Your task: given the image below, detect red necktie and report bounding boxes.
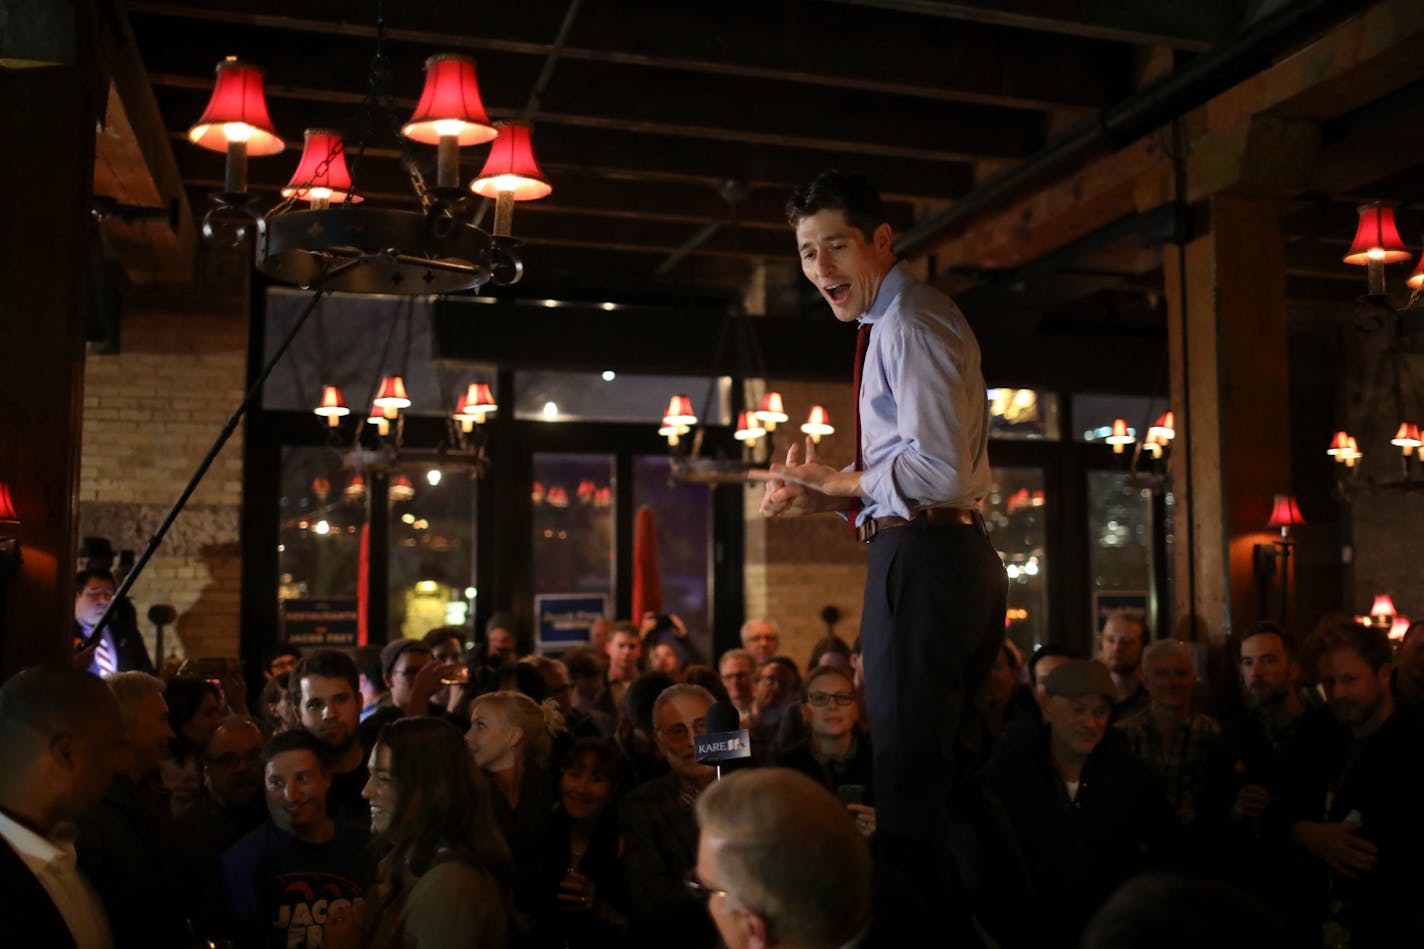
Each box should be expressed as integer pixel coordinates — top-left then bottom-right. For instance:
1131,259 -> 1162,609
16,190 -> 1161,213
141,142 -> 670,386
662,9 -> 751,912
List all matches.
848,323 -> 872,537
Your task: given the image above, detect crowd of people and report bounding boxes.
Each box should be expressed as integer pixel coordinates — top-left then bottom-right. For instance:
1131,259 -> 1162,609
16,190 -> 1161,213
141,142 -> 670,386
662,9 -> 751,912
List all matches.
5,584 -> 1423,948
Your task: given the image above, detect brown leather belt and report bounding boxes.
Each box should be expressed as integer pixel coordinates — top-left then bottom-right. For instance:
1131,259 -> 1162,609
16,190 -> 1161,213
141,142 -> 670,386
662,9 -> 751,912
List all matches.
856,507 -> 980,543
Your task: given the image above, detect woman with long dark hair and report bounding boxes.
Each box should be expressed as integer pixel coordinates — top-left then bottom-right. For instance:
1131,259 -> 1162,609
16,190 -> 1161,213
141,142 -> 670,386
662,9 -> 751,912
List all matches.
358,716 -> 513,947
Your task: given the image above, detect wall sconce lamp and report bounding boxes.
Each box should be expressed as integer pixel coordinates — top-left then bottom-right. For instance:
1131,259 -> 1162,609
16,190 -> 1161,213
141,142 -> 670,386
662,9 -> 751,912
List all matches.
1253,494 -> 1303,625
0,482 -> 20,576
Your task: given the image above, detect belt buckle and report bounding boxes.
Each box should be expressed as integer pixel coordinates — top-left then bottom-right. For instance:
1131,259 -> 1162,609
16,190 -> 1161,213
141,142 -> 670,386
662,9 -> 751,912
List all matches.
856,517 -> 878,544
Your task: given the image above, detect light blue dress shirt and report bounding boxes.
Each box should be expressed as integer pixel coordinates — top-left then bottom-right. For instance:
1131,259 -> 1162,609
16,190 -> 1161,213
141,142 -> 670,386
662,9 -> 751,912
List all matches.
854,262 -> 990,524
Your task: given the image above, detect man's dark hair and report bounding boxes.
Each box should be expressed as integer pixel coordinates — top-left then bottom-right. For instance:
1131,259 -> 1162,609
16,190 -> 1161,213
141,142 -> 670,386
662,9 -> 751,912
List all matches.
762,656 -> 803,692
1302,618 -> 1394,674
493,662 -> 549,702
423,627 -> 465,652
261,728 -> 330,771
263,641 -> 302,673
288,649 -> 360,705
353,645 -> 384,688
1027,645 -> 1074,687
624,672 -> 677,733
74,568 -> 116,595
562,647 -> 606,681
164,676 -> 221,757
1238,620 -> 1294,659
1083,873 -> 1290,949
785,170 -> 887,243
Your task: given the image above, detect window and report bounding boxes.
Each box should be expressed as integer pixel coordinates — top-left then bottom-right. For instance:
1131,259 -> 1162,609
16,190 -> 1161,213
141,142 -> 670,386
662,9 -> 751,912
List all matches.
987,388 -> 1060,441
531,454 -> 616,604
984,467 -> 1048,652
514,370 -> 731,424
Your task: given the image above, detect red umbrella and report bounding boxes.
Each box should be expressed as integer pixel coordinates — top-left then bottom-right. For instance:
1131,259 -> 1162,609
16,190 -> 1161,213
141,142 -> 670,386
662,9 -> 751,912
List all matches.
631,505 -> 663,621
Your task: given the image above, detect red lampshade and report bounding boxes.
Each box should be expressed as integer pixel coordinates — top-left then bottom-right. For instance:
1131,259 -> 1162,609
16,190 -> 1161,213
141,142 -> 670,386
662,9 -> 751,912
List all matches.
373,376 -> 411,410
755,391 -> 789,426
471,123 -> 553,201
1105,417 -> 1134,453
1371,594 -> 1397,618
311,477 -> 331,500
801,405 -> 834,439
453,382 -> 498,430
663,395 -> 697,426
1409,248 -> 1424,290
734,411 -> 766,442
188,58 -> 285,155
1326,430 -> 1352,458
389,474 -> 415,502
313,384 -> 350,427
1390,616 -> 1411,641
1266,494 -> 1304,529
282,129 -> 361,203
1343,203 -> 1410,265
0,482 -> 17,523
1148,411 -> 1175,441
1391,422 -> 1422,454
344,474 -> 366,500
401,54 -> 497,146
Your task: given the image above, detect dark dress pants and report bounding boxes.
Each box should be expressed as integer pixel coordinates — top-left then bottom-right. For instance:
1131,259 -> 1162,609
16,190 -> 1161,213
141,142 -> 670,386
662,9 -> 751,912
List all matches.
860,516 -> 1008,841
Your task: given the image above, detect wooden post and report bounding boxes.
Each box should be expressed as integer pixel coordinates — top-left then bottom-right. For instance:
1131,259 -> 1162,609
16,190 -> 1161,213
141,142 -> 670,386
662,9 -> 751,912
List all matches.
1165,193 -> 1292,643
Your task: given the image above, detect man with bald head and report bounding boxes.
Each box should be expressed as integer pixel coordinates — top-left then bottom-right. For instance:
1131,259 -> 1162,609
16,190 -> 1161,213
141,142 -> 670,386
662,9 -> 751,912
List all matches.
0,665 -> 121,948
694,768 -> 872,949
176,717 -> 270,884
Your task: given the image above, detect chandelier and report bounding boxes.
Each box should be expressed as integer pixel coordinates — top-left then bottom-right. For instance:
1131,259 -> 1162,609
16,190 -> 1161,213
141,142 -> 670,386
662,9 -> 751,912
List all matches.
1325,203 -> 1424,495
189,31 -> 551,295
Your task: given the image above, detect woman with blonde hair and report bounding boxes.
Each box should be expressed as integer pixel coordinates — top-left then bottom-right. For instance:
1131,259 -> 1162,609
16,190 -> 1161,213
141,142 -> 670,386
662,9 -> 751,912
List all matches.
352,716 -> 513,947
466,690 -> 565,942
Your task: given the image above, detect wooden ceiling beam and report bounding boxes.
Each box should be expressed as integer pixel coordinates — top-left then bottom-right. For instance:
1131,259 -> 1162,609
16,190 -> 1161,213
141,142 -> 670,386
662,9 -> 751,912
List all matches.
128,0 -> 1126,112
812,0 -> 1235,51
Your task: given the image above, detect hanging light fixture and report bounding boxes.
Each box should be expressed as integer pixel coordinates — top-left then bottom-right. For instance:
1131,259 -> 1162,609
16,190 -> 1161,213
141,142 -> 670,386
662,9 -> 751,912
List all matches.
389,474 -> 416,502
1148,411 -> 1175,442
734,411 -> 767,444
188,58 -> 285,197
313,385 -> 350,427
282,129 -> 362,210
471,122 -> 553,239
754,392 -> 788,431
1106,418 -> 1135,454
661,395 -> 697,447
400,54 -> 497,191
801,405 -> 834,444
344,474 -> 366,501
453,382 -> 498,431
366,403 -> 392,437
1142,430 -> 1165,459
1343,202 -> 1410,297
1369,594 -> 1397,629
374,376 -> 411,418
190,14 -> 541,295
1389,422 -> 1422,457
1408,245 -> 1424,291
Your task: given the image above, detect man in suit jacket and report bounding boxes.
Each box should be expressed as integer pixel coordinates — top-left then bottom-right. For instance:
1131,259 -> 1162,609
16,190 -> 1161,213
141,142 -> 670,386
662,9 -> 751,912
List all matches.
73,568 -> 153,677
0,664 -> 123,948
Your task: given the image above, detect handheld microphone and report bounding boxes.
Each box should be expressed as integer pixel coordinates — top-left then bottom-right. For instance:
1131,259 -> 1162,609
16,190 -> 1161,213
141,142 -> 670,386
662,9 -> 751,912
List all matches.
696,700 -> 752,777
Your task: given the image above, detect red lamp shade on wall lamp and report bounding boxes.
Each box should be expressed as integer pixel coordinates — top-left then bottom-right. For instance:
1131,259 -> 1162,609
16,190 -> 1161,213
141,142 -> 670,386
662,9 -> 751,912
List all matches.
0,481 -> 20,574
1266,493 -> 1304,539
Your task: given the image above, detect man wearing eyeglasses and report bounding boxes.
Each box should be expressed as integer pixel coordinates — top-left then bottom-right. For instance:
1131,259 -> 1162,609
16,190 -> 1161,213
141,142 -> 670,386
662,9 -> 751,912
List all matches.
620,684 -> 720,949
692,768 -> 873,949
175,717 -> 269,901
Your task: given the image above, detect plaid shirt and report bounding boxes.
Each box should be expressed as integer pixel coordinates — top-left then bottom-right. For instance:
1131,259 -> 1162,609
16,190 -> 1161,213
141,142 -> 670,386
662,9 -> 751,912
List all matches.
1117,710 -> 1220,813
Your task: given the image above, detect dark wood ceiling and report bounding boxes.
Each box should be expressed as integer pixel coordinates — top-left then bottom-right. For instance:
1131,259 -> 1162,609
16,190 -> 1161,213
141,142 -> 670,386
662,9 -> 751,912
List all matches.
105,0 -> 1424,349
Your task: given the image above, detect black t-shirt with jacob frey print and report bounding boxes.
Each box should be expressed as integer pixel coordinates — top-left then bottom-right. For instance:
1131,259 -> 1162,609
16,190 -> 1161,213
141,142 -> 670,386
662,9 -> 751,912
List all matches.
216,817 -> 374,949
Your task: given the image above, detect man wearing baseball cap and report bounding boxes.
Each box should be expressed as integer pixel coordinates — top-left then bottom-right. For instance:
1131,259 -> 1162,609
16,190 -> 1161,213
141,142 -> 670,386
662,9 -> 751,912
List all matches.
987,660 -> 1178,948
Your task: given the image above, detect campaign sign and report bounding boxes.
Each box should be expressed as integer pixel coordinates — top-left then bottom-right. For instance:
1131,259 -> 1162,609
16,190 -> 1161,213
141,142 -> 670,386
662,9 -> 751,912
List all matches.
535,592 -> 610,653
282,598 -> 359,647
694,729 -> 752,763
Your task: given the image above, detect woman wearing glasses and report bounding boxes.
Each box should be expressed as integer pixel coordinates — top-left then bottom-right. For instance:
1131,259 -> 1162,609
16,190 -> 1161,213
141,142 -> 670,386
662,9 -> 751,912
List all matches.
775,665 -> 877,836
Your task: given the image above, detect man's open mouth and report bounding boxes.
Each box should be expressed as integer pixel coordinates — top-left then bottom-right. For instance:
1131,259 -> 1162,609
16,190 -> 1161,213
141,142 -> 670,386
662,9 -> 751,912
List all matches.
824,284 -> 851,304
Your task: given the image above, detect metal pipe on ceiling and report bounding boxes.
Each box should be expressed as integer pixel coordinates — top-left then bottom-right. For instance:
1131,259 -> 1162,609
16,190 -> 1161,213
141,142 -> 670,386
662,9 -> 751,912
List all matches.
894,0 -> 1359,260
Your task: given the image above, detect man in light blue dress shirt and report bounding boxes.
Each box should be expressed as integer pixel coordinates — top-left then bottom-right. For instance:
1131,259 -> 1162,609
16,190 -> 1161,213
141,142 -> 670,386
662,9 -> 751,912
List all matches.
756,172 -> 1007,922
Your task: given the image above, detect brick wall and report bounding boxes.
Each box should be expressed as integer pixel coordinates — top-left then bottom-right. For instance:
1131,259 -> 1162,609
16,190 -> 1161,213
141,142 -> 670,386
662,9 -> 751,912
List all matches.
742,378 -> 867,669
78,278 -> 247,665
